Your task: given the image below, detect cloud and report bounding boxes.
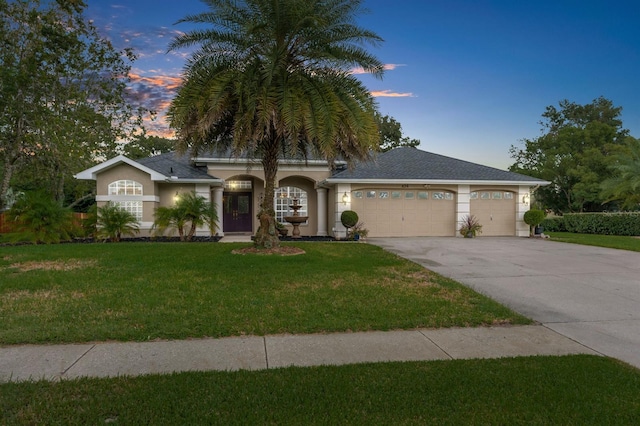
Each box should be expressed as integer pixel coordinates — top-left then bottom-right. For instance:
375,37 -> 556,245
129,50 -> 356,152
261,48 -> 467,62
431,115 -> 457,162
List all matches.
351,63 -> 406,75
371,90 -> 415,98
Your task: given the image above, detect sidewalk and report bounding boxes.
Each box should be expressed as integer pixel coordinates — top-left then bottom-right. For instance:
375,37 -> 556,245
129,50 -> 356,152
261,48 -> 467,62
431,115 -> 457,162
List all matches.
0,325 -> 597,383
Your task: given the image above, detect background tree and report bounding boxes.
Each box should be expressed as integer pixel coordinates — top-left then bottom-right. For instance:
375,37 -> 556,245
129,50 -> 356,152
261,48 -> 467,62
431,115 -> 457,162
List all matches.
121,135 -> 176,160
0,0 -> 146,210
600,136 -> 640,210
509,97 -> 628,213
376,113 -> 420,152
169,0 -> 384,249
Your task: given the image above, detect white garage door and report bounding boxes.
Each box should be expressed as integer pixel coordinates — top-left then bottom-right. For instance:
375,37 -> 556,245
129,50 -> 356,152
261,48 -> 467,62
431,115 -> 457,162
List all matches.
470,191 -> 516,236
351,189 -> 456,237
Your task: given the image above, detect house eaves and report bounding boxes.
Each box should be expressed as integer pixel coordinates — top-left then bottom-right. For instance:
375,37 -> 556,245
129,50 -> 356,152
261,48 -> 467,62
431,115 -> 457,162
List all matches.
324,178 -> 550,186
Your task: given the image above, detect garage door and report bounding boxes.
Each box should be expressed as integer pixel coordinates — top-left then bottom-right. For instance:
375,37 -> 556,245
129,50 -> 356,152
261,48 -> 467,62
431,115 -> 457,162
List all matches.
351,189 -> 456,237
470,191 -> 516,236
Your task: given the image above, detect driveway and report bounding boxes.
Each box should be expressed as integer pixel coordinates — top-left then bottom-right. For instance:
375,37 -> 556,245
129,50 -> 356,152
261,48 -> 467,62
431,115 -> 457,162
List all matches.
370,237 -> 640,369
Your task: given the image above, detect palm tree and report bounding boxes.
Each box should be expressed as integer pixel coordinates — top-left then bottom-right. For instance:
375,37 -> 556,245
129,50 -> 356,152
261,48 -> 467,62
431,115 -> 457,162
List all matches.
601,136 -> 640,210
97,202 -> 140,242
168,0 -> 384,248
152,191 -> 218,241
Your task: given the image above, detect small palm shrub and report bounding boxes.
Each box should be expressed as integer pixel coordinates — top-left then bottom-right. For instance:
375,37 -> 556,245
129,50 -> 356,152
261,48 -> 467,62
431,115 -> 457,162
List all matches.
459,214 -> 482,238
97,202 -> 140,242
8,191 -> 75,244
152,191 -> 218,241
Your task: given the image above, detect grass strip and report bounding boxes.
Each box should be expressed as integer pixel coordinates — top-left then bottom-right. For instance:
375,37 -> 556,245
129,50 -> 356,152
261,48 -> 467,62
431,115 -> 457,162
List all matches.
547,232 -> 640,252
0,242 -> 529,345
2,355 -> 639,424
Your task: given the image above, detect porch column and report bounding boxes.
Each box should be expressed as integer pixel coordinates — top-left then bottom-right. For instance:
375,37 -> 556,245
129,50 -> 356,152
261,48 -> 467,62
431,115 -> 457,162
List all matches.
456,185 -> 471,238
195,184 -> 212,236
316,187 -> 328,236
213,186 -> 224,237
333,184 -> 351,239
516,185 -> 531,237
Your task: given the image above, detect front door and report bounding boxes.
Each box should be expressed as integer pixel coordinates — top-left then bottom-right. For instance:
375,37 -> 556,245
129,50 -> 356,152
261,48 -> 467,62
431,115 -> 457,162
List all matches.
223,192 -> 252,233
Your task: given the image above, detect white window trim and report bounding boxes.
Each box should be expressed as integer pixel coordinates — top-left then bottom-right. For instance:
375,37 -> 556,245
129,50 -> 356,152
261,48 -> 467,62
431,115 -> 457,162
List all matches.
97,195 -> 160,202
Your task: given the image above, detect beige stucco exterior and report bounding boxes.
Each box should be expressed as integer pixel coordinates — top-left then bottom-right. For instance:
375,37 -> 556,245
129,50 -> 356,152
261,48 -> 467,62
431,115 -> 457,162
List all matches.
76,152 -> 542,240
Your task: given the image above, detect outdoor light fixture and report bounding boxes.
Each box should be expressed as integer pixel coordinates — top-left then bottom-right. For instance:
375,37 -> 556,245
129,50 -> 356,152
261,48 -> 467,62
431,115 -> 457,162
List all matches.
173,191 -> 180,203
522,193 -> 530,205
342,192 -> 349,205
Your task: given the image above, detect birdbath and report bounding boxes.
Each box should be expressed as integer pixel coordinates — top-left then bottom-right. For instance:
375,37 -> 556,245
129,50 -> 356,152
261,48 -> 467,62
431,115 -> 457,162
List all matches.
283,198 -> 308,239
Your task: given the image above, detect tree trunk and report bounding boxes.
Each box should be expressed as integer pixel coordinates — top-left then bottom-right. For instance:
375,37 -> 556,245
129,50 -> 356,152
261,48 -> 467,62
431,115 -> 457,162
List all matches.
0,155 -> 15,211
253,138 -> 280,249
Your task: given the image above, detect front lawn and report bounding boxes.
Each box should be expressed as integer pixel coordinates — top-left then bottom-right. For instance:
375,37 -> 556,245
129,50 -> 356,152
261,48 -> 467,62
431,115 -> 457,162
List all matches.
2,355 -> 639,424
0,242 -> 530,345
547,232 -> 640,252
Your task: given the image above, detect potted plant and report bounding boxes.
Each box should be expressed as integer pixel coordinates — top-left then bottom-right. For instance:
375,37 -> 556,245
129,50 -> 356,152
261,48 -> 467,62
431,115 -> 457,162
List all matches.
275,221 -> 289,237
349,221 -> 369,241
340,210 -> 359,238
523,209 -> 546,237
459,214 -> 482,238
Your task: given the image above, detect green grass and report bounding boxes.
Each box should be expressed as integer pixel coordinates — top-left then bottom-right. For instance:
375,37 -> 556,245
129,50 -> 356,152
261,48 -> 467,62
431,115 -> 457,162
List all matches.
0,242 -> 530,345
547,232 -> 640,252
2,355 -> 639,424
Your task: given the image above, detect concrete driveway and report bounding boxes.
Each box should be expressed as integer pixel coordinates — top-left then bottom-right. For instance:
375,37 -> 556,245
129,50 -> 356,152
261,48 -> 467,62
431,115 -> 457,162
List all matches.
370,237 -> 640,369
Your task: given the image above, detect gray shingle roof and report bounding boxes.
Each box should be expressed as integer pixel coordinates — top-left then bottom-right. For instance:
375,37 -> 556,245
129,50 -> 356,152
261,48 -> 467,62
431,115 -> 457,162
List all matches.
136,152 -> 218,180
329,147 -> 546,183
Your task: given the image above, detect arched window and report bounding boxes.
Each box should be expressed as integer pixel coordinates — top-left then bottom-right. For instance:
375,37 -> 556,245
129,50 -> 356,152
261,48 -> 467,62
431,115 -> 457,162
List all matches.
275,187 -> 307,223
108,180 -> 143,196
107,180 -> 143,221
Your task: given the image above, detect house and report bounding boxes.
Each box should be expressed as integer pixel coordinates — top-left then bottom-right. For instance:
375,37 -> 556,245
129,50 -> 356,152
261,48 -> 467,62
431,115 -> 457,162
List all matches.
74,147 -> 548,238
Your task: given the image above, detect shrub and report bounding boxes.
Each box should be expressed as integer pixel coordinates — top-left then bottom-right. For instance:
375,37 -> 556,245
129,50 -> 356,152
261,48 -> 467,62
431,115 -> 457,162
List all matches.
8,191 -> 75,244
97,202 -> 140,242
540,216 -> 566,232
340,210 -> 359,229
563,213 -> 640,236
524,209 -> 546,236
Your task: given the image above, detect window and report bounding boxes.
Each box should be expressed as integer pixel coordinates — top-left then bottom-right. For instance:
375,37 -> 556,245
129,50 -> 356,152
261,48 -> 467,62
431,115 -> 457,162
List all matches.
225,180 -> 252,191
354,191 -> 364,199
391,191 -> 401,199
492,192 -> 502,199
417,191 -> 428,199
108,180 -> 142,196
113,201 -> 143,221
504,192 -> 513,200
444,192 -> 454,200
405,192 -> 414,199
379,191 -> 389,199
480,192 -> 491,199
275,187 -> 307,223
366,191 -> 376,198
432,192 -> 444,200
470,192 -> 478,200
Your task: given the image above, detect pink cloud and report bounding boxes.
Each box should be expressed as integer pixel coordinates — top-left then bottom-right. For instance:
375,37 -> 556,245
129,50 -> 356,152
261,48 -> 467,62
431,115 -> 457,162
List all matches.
371,90 -> 415,98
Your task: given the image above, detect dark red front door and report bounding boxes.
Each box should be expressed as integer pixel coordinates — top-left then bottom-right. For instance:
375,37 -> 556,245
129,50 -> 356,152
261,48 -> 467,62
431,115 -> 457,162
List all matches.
223,192 -> 252,232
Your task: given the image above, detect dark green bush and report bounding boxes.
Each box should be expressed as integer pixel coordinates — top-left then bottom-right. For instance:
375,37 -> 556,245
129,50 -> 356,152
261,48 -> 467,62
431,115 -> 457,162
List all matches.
562,213 -> 640,236
523,209 -> 546,227
540,217 -> 566,232
340,210 -> 359,228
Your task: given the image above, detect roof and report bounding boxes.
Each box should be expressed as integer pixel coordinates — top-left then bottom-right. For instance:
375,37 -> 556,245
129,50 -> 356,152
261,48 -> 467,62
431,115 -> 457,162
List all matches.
136,152 -> 219,182
327,147 -> 548,185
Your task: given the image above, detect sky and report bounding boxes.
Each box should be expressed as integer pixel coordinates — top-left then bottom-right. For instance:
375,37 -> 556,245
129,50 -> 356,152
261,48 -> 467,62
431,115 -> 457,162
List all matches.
84,0 -> 640,170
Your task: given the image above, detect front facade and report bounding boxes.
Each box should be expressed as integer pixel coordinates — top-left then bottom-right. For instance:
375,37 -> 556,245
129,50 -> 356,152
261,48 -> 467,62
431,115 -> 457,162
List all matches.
75,147 -> 548,238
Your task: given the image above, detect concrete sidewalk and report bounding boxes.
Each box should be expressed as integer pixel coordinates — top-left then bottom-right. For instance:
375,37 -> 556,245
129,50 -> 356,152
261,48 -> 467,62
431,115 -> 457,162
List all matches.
0,325 -> 597,383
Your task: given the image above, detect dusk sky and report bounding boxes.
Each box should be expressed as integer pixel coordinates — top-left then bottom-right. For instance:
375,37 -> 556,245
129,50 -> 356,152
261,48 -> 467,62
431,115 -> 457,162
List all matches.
85,0 -> 640,169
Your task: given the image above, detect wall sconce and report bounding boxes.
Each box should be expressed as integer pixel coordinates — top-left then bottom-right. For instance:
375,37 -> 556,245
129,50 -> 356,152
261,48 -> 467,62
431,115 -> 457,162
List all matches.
342,192 -> 349,205
522,193 -> 530,205
173,191 -> 180,203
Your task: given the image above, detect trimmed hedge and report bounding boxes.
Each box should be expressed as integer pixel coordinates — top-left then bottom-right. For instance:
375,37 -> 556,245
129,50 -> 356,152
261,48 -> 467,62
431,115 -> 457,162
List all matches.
543,213 -> 640,236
